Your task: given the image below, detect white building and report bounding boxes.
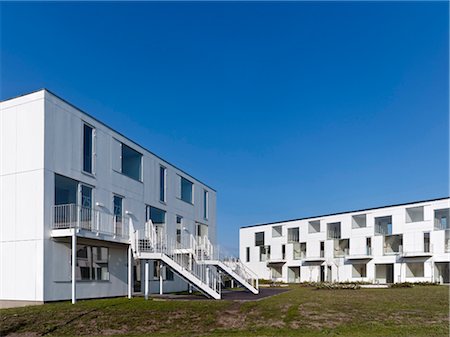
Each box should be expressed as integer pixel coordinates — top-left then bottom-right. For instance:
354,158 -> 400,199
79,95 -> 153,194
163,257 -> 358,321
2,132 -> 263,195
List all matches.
240,198 -> 450,284
0,89 -> 257,306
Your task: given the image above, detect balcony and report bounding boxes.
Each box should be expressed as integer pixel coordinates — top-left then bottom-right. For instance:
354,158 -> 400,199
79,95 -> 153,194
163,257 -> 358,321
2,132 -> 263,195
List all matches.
327,222 -> 341,239
346,247 -> 373,260
383,234 -> 403,255
51,204 -> 130,243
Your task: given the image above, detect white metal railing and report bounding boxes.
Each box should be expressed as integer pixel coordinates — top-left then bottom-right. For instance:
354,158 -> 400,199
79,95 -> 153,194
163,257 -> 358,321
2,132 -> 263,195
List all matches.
384,244 -> 403,255
135,226 -> 221,296
222,257 -> 259,290
52,204 -> 129,239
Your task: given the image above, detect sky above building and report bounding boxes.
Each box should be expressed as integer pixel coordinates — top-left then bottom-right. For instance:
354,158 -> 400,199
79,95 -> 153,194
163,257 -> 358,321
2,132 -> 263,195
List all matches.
1,2 -> 448,254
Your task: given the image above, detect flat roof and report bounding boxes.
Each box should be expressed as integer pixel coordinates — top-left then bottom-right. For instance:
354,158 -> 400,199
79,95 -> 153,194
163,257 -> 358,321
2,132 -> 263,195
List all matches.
241,197 -> 450,229
1,88 -> 216,191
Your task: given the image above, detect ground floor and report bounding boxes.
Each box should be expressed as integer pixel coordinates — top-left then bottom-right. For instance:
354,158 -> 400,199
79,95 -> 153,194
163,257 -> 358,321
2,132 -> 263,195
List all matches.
262,259 -> 450,284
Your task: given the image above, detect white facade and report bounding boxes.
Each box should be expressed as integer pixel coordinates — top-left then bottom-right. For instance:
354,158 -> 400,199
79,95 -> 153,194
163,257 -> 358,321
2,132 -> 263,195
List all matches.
240,198 -> 450,284
0,89 -> 218,303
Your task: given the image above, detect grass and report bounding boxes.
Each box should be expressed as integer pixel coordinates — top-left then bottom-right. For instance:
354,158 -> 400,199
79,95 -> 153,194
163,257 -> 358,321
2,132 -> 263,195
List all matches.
1,285 -> 448,337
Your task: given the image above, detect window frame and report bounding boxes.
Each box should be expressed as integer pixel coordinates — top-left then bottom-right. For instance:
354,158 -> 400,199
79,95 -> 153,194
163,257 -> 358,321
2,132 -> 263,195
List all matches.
82,123 -> 95,175
120,143 -> 143,182
179,176 -> 194,204
159,166 -> 167,203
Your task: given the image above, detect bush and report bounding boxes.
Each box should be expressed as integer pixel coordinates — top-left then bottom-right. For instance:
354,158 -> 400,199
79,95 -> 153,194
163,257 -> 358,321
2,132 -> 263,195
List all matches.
390,282 -> 414,288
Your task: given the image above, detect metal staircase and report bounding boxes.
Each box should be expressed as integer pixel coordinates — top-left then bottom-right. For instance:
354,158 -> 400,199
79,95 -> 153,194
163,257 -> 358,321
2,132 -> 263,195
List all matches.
132,221 -> 221,299
129,220 -> 259,299
196,236 -> 259,294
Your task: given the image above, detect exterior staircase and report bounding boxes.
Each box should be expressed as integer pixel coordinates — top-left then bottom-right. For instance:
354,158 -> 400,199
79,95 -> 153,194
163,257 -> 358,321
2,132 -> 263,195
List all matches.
131,221 -> 221,299
129,220 -> 258,299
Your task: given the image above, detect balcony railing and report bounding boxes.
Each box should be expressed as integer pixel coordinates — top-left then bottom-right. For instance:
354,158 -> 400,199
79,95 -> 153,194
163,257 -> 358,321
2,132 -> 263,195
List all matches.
52,204 -> 129,239
334,248 -> 349,258
435,220 -> 449,230
384,244 -> 403,255
327,230 -> 341,240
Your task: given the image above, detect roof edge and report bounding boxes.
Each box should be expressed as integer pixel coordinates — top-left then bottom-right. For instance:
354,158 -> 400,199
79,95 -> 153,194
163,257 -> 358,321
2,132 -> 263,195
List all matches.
240,197 -> 450,229
1,88 -> 217,192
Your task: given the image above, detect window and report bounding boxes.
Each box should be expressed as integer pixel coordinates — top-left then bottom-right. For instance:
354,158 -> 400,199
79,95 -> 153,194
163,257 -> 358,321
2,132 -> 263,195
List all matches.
159,166 -> 166,202
308,220 -> 320,233
196,222 -> 208,239
384,234 -> 402,254
293,243 -> 302,260
272,225 -> 282,237
246,247 -> 250,262
83,124 -> 94,173
375,216 -> 392,236
80,185 -> 93,230
424,232 -> 430,253
334,239 -> 349,257
176,216 -> 182,244
255,232 -> 265,246
445,230 -> 450,252
166,268 -> 174,281
287,228 -> 299,242
146,206 -> 166,225
153,261 -> 160,279
352,214 -> 367,228
327,222 -> 341,239
282,244 -> 286,259
74,245 -> 109,281
121,144 -> 142,181
406,262 -> 424,278
180,176 -> 193,203
435,208 -> 450,230
366,237 -> 372,255
352,264 -> 367,278
259,245 -> 270,262
271,266 -> 282,279
406,206 -> 424,223
320,241 -> 325,257
113,195 -> 123,217
203,190 -> 208,219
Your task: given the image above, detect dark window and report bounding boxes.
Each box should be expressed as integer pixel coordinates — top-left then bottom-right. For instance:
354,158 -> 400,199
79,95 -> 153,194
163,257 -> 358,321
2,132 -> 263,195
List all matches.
246,247 -> 250,262
113,196 -> 123,217
203,190 -> 208,219
180,176 -> 193,203
166,268 -> 174,281
146,206 -> 166,225
282,244 -> 286,259
83,124 -> 93,173
121,144 -> 142,181
255,232 -> 265,246
159,166 -> 166,202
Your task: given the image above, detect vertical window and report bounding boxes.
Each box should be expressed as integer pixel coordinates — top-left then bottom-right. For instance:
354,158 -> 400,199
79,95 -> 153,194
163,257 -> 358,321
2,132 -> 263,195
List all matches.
287,228 -> 299,242
282,244 -> 286,259
83,124 -> 94,173
166,268 -> 174,281
113,195 -> 123,218
121,144 -> 142,181
320,241 -> 325,257
203,190 -> 208,219
176,216 -> 182,244
159,166 -> 166,202
246,247 -> 250,262
366,237 -> 372,255
424,232 -> 430,253
255,232 -> 265,246
180,176 -> 193,203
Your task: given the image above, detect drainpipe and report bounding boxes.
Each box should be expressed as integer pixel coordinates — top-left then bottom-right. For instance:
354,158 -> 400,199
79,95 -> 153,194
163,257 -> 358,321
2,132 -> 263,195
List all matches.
128,245 -> 132,299
71,231 -> 77,304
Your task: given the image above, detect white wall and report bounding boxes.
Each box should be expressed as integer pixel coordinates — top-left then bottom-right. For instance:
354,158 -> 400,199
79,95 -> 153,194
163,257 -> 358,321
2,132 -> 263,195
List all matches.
240,198 -> 450,284
0,91 -> 46,301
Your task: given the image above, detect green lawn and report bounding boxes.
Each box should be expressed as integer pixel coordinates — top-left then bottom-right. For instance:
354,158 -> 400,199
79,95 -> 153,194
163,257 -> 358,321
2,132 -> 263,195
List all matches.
1,285 -> 448,337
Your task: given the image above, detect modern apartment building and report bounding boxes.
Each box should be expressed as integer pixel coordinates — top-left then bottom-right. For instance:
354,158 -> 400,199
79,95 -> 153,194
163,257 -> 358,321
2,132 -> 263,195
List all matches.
0,89 -> 258,305
240,198 -> 450,284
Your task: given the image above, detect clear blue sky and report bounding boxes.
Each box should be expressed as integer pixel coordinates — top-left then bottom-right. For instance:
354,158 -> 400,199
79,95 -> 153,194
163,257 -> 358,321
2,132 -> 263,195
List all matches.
1,2 -> 448,255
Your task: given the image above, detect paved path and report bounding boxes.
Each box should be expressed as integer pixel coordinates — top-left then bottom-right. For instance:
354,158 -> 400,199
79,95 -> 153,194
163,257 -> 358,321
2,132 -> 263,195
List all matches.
152,287 -> 289,301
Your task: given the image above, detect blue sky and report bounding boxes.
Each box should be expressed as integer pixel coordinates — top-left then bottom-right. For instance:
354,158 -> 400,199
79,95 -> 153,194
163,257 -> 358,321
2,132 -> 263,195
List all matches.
1,2 -> 448,254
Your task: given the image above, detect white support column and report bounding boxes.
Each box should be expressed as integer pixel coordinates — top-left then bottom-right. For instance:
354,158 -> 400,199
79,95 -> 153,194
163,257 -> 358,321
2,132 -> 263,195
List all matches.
159,264 -> 163,295
71,231 -> 77,304
144,260 -> 149,300
128,245 -> 132,299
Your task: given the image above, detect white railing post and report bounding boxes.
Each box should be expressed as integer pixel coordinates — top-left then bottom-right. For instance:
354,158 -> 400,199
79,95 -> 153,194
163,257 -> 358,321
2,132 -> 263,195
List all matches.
71,230 -> 77,304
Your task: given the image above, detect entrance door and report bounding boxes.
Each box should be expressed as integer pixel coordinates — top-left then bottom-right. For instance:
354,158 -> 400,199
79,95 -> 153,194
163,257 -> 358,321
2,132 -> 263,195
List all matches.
327,266 -> 332,282
435,262 -> 450,284
79,184 -> 93,230
386,264 -> 394,283
320,266 -> 325,282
